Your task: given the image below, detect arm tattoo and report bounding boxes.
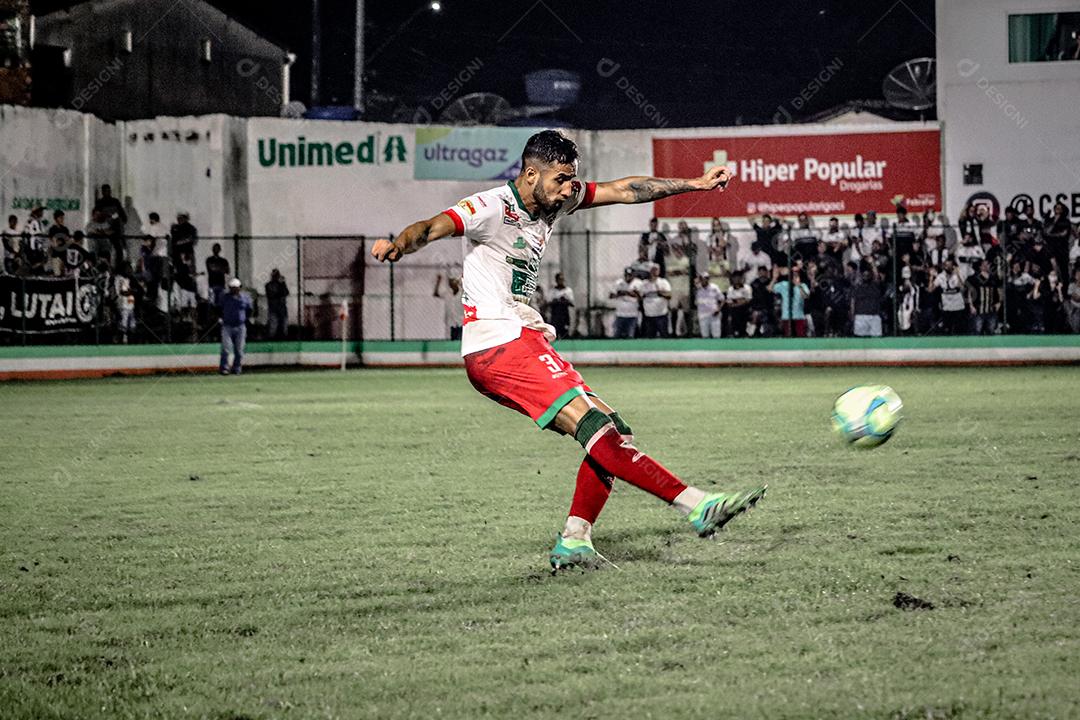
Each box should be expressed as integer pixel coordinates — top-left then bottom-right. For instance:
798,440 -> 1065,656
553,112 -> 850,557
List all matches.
412,224 -> 431,250
626,178 -> 696,203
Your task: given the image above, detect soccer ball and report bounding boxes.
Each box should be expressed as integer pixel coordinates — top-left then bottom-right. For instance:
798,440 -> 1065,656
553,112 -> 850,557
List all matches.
831,385 -> 903,448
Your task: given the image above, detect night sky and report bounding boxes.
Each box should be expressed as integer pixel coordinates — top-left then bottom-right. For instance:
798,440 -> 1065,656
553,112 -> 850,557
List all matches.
33,0 -> 937,127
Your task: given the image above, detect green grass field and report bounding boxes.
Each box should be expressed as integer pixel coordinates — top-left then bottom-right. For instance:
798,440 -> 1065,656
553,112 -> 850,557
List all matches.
1,366 -> 1078,719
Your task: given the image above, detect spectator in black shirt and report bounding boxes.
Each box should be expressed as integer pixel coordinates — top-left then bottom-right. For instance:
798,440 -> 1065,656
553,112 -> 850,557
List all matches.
265,268 -> 290,339
205,243 -> 230,306
47,210 -> 70,243
748,264 -> 775,336
1025,236 -> 1054,277
819,266 -> 851,337
966,260 -> 1001,335
851,269 -> 884,337
94,185 -> 128,267
999,207 -> 1023,250
639,217 -> 668,277
753,214 -> 783,263
171,212 -> 198,267
1043,202 -> 1072,280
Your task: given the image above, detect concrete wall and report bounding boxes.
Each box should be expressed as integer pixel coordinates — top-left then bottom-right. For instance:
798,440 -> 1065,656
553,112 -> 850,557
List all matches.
937,0 -> 1080,220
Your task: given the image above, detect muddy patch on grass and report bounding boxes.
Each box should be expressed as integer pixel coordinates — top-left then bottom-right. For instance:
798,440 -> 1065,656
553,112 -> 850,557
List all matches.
893,591 -> 935,611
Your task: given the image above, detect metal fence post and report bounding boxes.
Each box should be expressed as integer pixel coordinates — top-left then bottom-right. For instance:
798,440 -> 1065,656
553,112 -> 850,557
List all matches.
584,229 -> 591,337
20,276 -> 26,346
296,235 -> 303,340
388,233 -> 395,342
892,222 -> 899,336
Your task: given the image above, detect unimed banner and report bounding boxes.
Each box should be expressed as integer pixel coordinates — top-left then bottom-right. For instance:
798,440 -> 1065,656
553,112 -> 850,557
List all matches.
653,129 -> 941,218
0,275 -> 100,334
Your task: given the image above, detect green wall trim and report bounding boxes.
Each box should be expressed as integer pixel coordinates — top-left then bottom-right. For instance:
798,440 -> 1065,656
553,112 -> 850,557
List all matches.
1,335 -> 1078,360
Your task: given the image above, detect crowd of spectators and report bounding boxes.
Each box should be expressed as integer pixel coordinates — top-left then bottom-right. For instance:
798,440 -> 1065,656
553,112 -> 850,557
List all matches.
596,203 -> 1080,338
1,185 -> 290,343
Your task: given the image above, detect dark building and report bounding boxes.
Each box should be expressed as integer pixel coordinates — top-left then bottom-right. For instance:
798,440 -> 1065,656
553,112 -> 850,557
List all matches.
36,0 -> 293,119
0,0 -> 31,105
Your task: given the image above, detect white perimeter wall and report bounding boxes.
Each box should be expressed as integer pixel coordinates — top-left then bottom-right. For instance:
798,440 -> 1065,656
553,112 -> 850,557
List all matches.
937,0 -> 1080,220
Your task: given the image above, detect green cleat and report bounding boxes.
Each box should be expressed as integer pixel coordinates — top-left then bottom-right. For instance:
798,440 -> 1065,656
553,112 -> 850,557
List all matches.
549,534 -> 599,571
688,485 -> 767,538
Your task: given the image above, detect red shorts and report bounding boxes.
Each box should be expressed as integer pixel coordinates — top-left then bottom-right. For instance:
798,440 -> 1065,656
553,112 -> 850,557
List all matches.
464,328 -> 590,428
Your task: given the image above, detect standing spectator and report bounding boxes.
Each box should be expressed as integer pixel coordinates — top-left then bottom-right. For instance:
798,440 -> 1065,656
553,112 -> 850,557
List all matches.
955,233 -> 985,281
966,260 -> 1001,335
141,212 -> 168,301
546,272 -> 575,339
94,184 -> 127,231
639,217 -> 668,277
934,259 -> 966,334
265,268 -> 291,339
84,208 -> 115,265
709,217 -> 738,275
1005,260 -> 1035,333
1066,268 -> 1080,333
1043,269 -> 1066,333
114,263 -> 138,343
629,246 -> 654,280
956,204 -> 977,242
861,211 -> 884,257
748,264 -> 775,336
1024,236 -> 1054,277
171,212 -> 198,267
819,266 -> 851,336
47,233 -> 68,276
667,228 -> 693,335
23,206 -> 48,268
893,205 -> 918,258
770,265 -> 810,337
609,267 -> 641,339
724,270 -> 752,338
823,217 -> 846,265
897,269 -> 922,335
753,213 -> 783,263
851,269 -> 884,337
791,213 -> 820,262
94,184 -> 127,266
999,206 -> 1024,251
929,235 -> 949,270
1043,201 -> 1072,279
2,214 -> 21,272
205,243 -> 230,307
694,272 -> 724,338
47,210 -> 70,245
742,241 -> 773,277
218,278 -> 252,375
638,264 -> 671,338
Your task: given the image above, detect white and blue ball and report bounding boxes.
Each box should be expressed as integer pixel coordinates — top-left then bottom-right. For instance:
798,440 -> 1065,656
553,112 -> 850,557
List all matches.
832,385 -> 903,448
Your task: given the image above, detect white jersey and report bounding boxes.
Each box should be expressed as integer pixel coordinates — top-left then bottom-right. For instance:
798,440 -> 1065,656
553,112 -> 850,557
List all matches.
444,180 -> 594,355
695,283 -> 723,316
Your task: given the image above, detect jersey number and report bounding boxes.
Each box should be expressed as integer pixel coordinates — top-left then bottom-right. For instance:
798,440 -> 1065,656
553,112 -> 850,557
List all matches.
537,354 -> 562,373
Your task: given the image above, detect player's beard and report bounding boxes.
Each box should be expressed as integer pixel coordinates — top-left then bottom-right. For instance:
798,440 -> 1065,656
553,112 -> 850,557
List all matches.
532,184 -> 563,216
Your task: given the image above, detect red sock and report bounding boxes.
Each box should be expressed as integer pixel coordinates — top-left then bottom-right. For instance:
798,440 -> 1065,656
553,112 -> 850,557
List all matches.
568,456 -> 613,524
586,426 -> 687,503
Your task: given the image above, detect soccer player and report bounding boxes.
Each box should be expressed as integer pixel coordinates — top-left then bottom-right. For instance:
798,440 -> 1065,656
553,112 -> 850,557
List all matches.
372,131 -> 766,570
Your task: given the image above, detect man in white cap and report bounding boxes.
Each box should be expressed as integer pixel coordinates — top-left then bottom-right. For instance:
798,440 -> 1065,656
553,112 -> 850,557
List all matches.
218,277 -> 252,375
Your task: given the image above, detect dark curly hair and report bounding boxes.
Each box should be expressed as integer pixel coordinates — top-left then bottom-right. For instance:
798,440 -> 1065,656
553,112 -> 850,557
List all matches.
521,129 -> 578,168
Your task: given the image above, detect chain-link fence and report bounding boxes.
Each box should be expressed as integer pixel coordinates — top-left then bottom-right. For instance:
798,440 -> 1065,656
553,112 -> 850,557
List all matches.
1,225 -> 1078,345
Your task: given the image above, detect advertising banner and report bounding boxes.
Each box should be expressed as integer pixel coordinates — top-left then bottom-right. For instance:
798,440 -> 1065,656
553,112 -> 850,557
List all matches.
413,127 -> 537,181
0,275 -> 101,334
652,129 -> 941,218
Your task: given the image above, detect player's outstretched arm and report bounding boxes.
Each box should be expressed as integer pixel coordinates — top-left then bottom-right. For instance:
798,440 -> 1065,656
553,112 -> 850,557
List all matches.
588,166 -> 732,208
371,211 -> 457,263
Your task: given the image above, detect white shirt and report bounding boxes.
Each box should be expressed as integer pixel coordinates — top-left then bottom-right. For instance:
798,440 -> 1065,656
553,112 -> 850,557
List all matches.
695,283 -> 723,315
444,180 -> 592,355
611,278 -> 641,317
823,230 -> 846,246
856,225 -> 882,257
638,277 -> 672,317
743,249 -> 772,275
726,284 -> 752,304
935,271 -> 966,311
548,286 -> 575,306
143,221 -> 169,256
954,244 -> 985,280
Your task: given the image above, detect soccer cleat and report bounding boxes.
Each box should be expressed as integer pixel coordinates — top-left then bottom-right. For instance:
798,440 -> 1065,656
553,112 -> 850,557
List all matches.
688,485 -> 767,538
549,534 -> 598,571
